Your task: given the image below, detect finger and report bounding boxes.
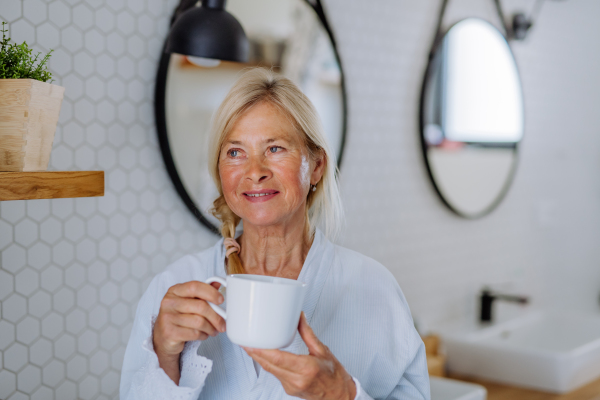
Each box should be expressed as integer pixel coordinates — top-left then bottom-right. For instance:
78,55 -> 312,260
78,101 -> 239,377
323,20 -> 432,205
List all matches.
298,311 -> 326,357
173,298 -> 226,332
170,281 -> 224,305
164,324 -> 209,343
172,313 -> 220,337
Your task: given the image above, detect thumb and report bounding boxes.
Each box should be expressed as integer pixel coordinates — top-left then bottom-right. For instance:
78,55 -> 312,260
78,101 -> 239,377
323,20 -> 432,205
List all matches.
298,311 -> 326,357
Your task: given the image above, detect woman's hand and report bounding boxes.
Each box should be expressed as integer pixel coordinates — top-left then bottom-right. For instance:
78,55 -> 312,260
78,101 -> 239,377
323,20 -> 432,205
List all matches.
153,281 -> 226,383
242,312 -> 357,400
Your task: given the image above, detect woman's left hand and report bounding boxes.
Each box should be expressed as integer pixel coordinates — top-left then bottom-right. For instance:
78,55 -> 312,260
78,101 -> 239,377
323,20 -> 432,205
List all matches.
242,311 -> 357,400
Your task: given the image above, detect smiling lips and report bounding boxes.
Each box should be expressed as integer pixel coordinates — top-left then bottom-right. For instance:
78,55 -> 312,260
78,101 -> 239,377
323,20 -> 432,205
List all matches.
243,189 -> 279,202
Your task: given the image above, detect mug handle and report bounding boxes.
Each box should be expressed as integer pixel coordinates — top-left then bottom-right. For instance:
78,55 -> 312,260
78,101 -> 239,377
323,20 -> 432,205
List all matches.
205,276 -> 227,320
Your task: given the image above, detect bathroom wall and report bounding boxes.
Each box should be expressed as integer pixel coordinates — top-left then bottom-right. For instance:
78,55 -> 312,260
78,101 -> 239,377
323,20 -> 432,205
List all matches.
1,0 -> 599,399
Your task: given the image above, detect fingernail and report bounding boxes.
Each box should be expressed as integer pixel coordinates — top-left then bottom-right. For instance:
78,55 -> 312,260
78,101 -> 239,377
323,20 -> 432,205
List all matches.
218,295 -> 224,304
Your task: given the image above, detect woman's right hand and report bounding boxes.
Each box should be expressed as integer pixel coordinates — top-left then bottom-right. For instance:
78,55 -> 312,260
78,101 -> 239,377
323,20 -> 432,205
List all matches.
153,280 -> 226,359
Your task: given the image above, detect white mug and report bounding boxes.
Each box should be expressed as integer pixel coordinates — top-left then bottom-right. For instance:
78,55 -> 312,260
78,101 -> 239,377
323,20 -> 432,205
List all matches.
205,274 -> 307,349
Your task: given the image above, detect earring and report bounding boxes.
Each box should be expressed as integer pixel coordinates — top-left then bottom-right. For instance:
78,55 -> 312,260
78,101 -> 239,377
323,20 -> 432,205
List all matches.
311,184 -> 317,192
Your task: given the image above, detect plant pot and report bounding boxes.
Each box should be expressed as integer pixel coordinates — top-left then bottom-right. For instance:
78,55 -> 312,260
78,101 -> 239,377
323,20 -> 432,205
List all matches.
0,79 -> 65,171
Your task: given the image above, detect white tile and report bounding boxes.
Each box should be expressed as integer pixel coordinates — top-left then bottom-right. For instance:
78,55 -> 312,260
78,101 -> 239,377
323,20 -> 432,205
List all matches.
73,51 -> 94,78
87,215 -> 107,240
95,7 -> 115,33
36,22 -> 60,51
106,77 -> 125,102
109,302 -> 129,327
16,365 -> 41,394
100,370 -> 119,396
50,144 -> 73,170
117,11 -> 135,35
65,308 -> 86,335
74,98 -> 95,124
99,282 -> 118,306
0,270 -> 14,301
108,169 -> 127,193
85,76 -> 106,101
62,74 -> 84,101
75,197 -> 96,219
53,287 -> 75,313
76,284 -> 98,311
126,0 -> 145,14
141,233 -> 157,256
88,305 -> 108,330
28,239 -> 51,271
10,18 -> 35,44
138,102 -> 154,126
85,122 -> 107,147
130,212 -> 147,235
0,370 -> 16,400
129,168 -> 147,192
65,263 -> 86,289
139,189 -> 157,211
97,147 -> 117,170
120,235 -> 138,259
28,291 -> 51,318
76,239 -> 97,264
84,29 -> 105,55
66,354 -> 87,380
109,258 -> 128,281
0,219 -> 13,250
64,216 -> 85,242
119,192 -> 137,214
51,198 -> 74,221
106,32 -> 125,57
137,14 -> 155,38
55,380 -> 76,400
96,100 -> 116,124
88,260 -> 107,285
137,57 -> 155,83
14,218 -> 38,247
79,375 -> 100,400
89,350 -> 109,376
127,35 -> 145,59
96,54 -> 115,79
4,342 -> 28,372
50,48 -> 73,76
61,26 -> 83,52
53,333 -> 75,361
1,0 -> 22,22
31,386 -> 53,400
15,268 -> 39,297
99,326 -> 118,351
16,316 -> 40,345
127,79 -> 145,103
23,0 -> 47,25
39,218 -> 62,245
98,237 -> 118,262
117,101 -> 136,125
77,329 -> 98,356
42,360 -> 65,386
120,279 -> 139,302
72,4 -> 93,31
58,98 -> 73,124
26,200 -> 50,222
107,124 -> 126,147
1,244 -> 27,274
117,56 -> 135,79
2,293 -> 26,324
108,213 -> 128,238
1,201 -> 26,224
0,319 -> 16,349
48,2 -> 71,28
107,0 -> 125,12
118,146 -> 137,170
160,231 -> 175,253
52,240 -> 74,267
29,338 -> 52,367
40,265 -> 63,293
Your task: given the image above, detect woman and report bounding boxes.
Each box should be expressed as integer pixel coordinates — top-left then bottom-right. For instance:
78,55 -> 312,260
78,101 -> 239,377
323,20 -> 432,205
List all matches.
120,68 -> 430,400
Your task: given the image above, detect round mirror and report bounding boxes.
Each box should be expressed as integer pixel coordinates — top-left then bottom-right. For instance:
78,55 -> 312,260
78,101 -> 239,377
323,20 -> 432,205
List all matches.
420,18 -> 523,218
155,0 -> 347,233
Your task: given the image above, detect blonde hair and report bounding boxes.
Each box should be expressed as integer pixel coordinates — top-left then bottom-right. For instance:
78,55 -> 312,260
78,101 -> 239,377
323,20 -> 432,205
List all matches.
208,68 -> 344,274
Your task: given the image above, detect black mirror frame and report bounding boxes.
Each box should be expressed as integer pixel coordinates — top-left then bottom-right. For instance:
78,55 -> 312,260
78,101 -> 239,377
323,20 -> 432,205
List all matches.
418,13 -> 524,219
154,0 -> 348,235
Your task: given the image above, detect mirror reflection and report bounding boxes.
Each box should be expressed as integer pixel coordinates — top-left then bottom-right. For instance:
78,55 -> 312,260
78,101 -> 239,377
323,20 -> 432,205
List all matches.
164,0 -> 345,231
421,18 -> 523,217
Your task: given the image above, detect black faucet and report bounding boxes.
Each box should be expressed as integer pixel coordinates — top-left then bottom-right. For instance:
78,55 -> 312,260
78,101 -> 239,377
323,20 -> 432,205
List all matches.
480,289 -> 529,323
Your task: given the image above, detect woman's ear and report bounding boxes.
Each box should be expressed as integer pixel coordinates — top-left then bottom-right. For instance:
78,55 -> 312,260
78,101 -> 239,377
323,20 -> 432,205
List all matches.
311,149 -> 327,185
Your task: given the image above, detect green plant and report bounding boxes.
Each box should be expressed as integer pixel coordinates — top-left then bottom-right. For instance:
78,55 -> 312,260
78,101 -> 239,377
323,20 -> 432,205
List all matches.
0,21 -> 54,82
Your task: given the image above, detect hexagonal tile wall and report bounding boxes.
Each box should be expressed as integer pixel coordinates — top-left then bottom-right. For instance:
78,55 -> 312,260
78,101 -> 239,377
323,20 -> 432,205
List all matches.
0,0 -> 219,398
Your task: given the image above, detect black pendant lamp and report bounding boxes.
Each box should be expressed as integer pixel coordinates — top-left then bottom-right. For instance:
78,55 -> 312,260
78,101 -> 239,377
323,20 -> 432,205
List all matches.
166,0 -> 249,64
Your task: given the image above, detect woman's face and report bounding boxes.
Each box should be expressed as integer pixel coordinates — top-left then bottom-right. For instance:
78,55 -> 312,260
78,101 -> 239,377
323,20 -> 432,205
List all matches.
218,101 -> 325,230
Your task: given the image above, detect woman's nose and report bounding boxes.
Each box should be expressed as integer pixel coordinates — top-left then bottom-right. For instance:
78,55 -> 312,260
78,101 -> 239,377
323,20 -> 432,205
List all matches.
245,155 -> 272,183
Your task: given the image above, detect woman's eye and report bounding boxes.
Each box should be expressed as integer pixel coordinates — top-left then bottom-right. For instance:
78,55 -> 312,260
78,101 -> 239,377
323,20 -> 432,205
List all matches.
269,146 -> 282,153
228,149 -> 239,157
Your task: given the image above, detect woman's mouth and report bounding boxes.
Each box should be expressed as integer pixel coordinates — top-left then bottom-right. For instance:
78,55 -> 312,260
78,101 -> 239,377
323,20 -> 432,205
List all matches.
243,190 -> 279,202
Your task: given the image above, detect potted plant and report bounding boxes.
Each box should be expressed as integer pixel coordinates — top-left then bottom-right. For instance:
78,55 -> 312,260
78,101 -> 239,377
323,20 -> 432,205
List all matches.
0,21 -> 65,172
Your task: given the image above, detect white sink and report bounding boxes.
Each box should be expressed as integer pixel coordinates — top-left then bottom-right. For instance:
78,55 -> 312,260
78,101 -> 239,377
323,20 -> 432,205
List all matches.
440,310 -> 600,393
430,376 -> 487,400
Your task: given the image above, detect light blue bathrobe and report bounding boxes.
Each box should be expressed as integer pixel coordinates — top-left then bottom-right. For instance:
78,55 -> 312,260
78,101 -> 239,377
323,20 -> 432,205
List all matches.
120,229 -> 430,400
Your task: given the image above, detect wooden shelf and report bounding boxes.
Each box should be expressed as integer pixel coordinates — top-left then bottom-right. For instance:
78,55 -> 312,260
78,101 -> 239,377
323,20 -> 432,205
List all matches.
0,171 -> 104,201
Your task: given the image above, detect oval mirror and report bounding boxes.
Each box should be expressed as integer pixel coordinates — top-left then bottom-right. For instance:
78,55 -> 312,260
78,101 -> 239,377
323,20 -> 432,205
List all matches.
420,18 -> 523,218
156,0 -> 347,234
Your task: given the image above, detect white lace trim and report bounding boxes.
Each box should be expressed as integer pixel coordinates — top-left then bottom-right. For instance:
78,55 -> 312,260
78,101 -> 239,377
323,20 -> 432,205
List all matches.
134,314 -> 213,400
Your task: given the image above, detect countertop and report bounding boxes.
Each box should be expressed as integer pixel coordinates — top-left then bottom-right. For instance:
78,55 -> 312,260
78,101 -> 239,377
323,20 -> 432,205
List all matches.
448,374 -> 600,400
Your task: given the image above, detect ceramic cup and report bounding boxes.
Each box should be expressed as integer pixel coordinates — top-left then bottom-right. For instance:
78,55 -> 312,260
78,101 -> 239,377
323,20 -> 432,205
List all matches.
205,274 -> 307,349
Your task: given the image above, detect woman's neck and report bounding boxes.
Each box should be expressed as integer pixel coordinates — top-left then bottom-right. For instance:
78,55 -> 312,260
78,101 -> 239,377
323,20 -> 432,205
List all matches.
238,218 -> 312,280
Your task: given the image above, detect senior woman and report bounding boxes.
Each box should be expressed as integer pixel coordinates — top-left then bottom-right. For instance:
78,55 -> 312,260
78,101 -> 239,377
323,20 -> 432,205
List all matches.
120,68 -> 430,400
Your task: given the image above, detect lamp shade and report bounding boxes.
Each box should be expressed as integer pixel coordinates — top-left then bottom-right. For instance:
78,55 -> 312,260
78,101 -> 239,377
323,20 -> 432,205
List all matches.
165,0 -> 249,63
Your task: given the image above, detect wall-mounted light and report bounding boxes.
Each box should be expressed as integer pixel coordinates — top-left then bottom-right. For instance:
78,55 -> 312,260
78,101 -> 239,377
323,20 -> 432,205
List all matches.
165,0 -> 249,66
